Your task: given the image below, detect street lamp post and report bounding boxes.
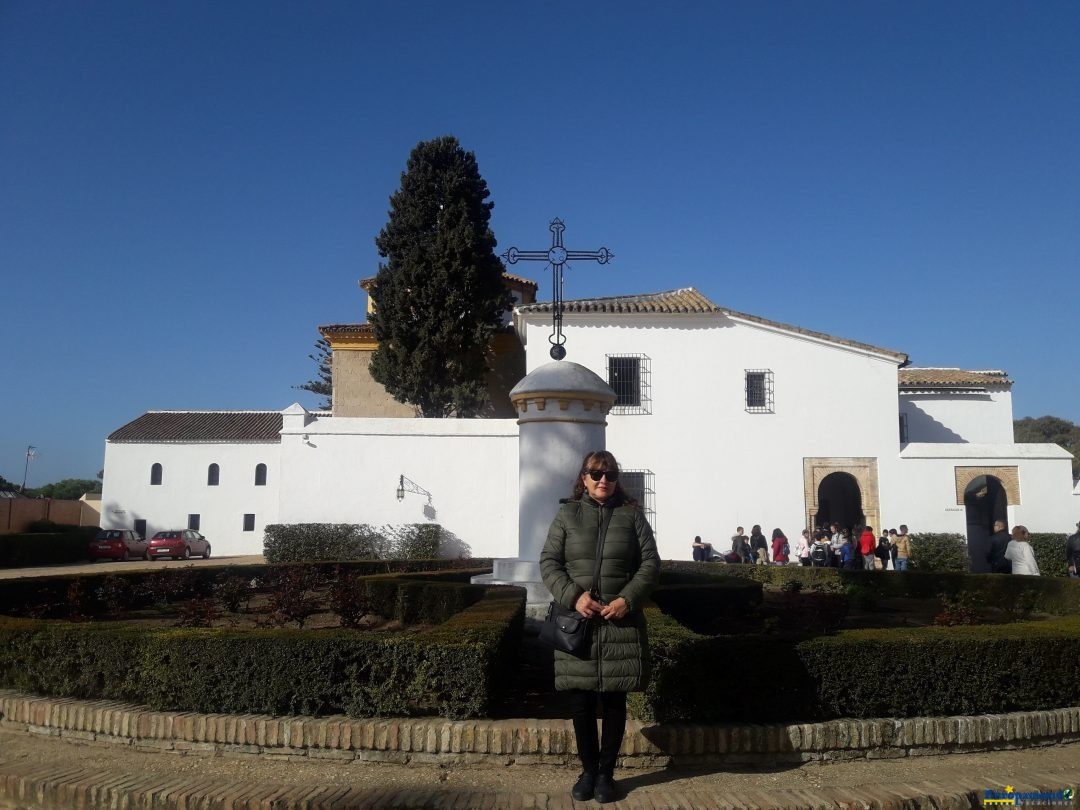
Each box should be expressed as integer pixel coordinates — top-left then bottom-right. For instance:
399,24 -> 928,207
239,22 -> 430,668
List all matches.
20,445 -> 37,493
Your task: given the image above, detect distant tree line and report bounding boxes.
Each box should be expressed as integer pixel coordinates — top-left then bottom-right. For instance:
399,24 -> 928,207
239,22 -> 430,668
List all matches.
1014,415 -> 1080,480
0,475 -> 101,499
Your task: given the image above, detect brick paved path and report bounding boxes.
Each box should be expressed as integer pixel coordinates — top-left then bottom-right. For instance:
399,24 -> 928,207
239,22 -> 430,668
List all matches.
1,722 -> 1079,809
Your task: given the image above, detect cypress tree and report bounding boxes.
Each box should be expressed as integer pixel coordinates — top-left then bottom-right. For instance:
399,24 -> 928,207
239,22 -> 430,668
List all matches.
369,136 -> 511,417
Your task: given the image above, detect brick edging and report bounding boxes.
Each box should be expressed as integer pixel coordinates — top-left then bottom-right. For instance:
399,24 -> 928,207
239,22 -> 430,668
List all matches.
2,690 -> 1079,768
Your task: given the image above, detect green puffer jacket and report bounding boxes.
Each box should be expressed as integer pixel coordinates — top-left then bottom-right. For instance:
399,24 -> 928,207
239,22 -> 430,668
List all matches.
539,495 -> 660,692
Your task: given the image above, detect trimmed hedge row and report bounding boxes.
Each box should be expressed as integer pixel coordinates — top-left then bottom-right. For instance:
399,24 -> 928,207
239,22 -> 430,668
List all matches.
0,559 -> 491,619
0,585 -> 525,719
661,560 -> 1080,616
0,527 -> 98,569
632,607 -> 1080,724
1030,533 -> 1070,578
264,523 -> 449,564
909,533 -> 968,572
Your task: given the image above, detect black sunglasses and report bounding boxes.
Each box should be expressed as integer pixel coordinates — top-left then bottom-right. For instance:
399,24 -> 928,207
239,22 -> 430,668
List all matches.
586,469 -> 619,482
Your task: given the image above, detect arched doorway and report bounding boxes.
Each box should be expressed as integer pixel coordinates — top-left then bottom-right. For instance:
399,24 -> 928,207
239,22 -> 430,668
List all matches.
815,472 -> 865,535
964,475 -> 1008,573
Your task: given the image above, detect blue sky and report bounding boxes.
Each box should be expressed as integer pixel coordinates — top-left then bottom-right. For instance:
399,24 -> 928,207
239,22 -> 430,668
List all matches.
2,1 -> 1078,486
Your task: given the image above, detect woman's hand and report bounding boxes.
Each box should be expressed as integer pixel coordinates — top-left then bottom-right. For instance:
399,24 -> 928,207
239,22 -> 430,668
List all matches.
574,591 -> 604,618
599,596 -> 629,621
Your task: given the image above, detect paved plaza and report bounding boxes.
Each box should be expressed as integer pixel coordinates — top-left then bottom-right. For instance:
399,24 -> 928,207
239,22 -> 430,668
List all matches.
1,721 -> 1079,809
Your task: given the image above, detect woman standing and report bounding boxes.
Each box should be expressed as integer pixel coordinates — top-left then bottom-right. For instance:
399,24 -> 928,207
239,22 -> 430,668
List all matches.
771,528 -> 790,564
1004,525 -> 1041,576
795,529 -> 812,566
539,451 -> 660,804
749,525 -> 769,565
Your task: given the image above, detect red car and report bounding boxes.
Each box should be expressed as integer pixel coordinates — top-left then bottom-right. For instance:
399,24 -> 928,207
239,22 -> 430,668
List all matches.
148,530 -> 211,560
89,529 -> 148,561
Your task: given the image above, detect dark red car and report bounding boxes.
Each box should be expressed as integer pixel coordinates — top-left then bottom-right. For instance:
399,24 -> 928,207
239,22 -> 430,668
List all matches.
147,530 -> 211,560
89,529 -> 148,561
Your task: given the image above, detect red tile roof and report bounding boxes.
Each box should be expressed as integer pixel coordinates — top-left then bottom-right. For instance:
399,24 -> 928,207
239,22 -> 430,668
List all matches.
108,412 -> 283,443
899,368 -> 1013,389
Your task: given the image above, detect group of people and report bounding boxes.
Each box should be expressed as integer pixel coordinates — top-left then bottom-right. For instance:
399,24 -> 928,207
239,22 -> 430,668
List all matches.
692,523 -> 913,570
693,519 -> 1080,578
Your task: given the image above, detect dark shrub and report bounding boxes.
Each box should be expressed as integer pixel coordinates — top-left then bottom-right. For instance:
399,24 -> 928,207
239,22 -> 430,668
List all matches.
0,585 -> 525,719
263,523 -> 390,563
909,533 -> 968,572
1029,533 -> 1069,578
632,607 -> 1080,724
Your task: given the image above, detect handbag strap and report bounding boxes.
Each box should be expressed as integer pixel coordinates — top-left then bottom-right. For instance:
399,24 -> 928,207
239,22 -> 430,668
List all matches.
589,503 -> 612,599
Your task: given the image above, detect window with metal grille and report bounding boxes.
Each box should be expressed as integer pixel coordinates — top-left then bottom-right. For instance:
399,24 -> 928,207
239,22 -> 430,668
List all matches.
607,354 -> 651,414
243,513 -> 255,532
899,413 -> 909,444
620,469 -> 656,534
745,370 -> 774,413
188,514 -> 200,531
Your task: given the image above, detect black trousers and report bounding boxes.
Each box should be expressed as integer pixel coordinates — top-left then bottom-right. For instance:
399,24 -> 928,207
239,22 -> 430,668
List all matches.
566,689 -> 627,775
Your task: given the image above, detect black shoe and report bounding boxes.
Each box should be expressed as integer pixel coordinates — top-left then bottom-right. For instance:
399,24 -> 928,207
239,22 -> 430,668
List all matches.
571,770 -> 597,801
594,773 -> 619,804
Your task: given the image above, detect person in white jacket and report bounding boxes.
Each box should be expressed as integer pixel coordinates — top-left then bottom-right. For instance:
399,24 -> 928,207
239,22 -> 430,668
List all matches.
1004,525 -> 1041,576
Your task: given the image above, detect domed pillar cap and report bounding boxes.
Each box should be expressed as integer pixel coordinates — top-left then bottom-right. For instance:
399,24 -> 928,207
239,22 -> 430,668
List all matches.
510,361 -> 616,417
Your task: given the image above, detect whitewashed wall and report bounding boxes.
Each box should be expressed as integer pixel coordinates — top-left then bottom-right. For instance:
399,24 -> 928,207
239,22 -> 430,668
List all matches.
900,391 -> 1014,444
895,443 -> 1077,534
522,313 -> 906,560
100,441 -> 281,556
277,411 -> 519,559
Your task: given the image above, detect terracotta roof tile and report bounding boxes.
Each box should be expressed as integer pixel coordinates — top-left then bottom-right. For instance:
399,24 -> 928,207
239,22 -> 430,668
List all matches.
108,412 -> 283,443
319,323 -> 375,335
518,287 -> 722,315
899,368 -> 1013,389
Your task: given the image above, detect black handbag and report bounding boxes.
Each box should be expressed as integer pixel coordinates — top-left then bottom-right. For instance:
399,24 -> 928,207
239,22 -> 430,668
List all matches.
538,506 -> 610,658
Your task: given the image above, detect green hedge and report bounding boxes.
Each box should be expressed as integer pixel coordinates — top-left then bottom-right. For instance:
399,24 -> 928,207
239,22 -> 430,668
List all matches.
263,523 -> 455,563
0,528 -> 97,568
0,585 -> 525,719
0,561 -> 493,622
1029,533 -> 1069,578
909,533 -> 968,572
631,607 -> 1080,724
660,561 -> 1080,616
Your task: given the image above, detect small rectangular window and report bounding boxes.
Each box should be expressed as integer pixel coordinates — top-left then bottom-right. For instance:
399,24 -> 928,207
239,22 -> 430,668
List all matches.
243,513 -> 255,532
745,370 -> 774,413
187,514 -> 200,531
607,354 -> 652,414
899,413 -> 909,444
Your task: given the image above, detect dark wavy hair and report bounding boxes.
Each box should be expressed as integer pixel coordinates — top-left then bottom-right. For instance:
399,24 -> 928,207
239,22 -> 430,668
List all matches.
570,450 -> 638,507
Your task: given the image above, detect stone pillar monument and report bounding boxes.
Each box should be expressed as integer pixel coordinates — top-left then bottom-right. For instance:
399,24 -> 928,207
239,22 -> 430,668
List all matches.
472,360 -> 615,607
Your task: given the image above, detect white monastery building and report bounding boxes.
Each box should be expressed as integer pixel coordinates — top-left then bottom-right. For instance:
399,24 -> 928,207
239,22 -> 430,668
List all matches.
101,282 -> 1078,568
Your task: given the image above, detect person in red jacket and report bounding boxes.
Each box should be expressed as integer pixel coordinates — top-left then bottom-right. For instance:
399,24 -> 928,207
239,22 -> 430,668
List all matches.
771,528 -> 790,564
858,525 -> 877,571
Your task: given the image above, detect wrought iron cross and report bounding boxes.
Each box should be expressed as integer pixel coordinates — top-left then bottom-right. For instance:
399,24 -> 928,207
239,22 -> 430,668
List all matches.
502,218 -> 613,360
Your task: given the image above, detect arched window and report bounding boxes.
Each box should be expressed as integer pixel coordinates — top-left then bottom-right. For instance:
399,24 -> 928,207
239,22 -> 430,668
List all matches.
207,463 -> 220,486
150,463 -> 163,486
254,463 -> 267,486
